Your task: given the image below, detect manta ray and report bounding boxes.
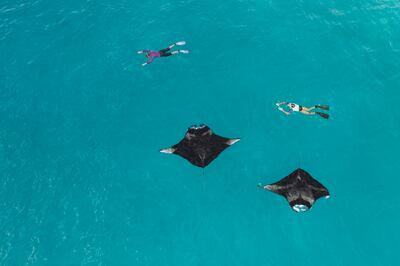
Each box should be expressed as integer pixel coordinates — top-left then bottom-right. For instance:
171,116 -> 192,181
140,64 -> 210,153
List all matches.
259,168 -> 330,212
160,124 -> 240,168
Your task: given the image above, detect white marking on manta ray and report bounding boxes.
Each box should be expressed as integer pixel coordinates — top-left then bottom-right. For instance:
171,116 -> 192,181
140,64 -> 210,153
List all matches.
293,204 -> 308,212
226,138 -> 240,145
199,153 -> 205,163
160,148 -> 175,154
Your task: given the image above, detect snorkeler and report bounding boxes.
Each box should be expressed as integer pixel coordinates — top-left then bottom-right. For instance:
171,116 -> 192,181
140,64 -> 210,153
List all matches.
137,41 -> 189,67
276,102 -> 330,119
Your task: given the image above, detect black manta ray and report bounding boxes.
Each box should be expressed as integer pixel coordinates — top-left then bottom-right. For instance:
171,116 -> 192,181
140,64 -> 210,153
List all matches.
259,168 -> 330,212
160,124 -> 240,168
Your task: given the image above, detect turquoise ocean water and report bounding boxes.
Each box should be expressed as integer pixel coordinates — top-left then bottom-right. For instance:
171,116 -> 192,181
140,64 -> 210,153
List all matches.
1,0 -> 400,265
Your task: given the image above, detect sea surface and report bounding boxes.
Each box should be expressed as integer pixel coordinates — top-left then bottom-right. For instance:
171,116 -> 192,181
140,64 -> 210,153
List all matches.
1,0 -> 400,265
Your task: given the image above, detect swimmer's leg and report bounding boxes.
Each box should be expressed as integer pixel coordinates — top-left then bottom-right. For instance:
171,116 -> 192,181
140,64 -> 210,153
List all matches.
160,47 -> 171,54
161,52 -> 172,57
300,110 -> 316,115
301,109 -> 329,119
302,106 -> 315,112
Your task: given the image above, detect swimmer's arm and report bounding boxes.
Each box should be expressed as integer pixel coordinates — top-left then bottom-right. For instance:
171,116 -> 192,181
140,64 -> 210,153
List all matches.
146,56 -> 154,64
276,102 -> 290,114
278,107 -> 291,115
141,55 -> 154,67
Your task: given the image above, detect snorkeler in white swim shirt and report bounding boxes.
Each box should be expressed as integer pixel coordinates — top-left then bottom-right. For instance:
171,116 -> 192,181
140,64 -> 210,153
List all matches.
276,102 -> 330,119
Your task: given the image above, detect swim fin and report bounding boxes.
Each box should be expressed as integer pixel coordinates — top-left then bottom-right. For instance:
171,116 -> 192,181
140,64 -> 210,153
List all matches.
316,112 -> 329,119
179,50 -> 189,54
175,41 -> 186,45
315,105 -> 329,110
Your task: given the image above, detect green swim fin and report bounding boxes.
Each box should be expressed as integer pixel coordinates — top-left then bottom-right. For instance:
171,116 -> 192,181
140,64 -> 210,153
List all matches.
315,105 -> 329,110
316,112 -> 329,119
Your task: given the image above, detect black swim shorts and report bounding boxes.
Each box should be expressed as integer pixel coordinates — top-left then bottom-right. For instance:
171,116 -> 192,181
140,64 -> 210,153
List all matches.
159,48 -> 172,57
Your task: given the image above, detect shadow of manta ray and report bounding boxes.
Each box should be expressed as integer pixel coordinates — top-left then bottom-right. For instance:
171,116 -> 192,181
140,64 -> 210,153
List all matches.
160,124 -> 240,168
259,168 -> 330,212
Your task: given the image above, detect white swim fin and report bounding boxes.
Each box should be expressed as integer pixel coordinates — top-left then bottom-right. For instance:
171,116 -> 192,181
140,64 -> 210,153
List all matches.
179,50 -> 189,54
175,41 -> 186,45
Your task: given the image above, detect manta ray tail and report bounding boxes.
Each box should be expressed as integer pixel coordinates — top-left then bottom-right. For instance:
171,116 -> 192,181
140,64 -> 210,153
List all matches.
160,148 -> 176,154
